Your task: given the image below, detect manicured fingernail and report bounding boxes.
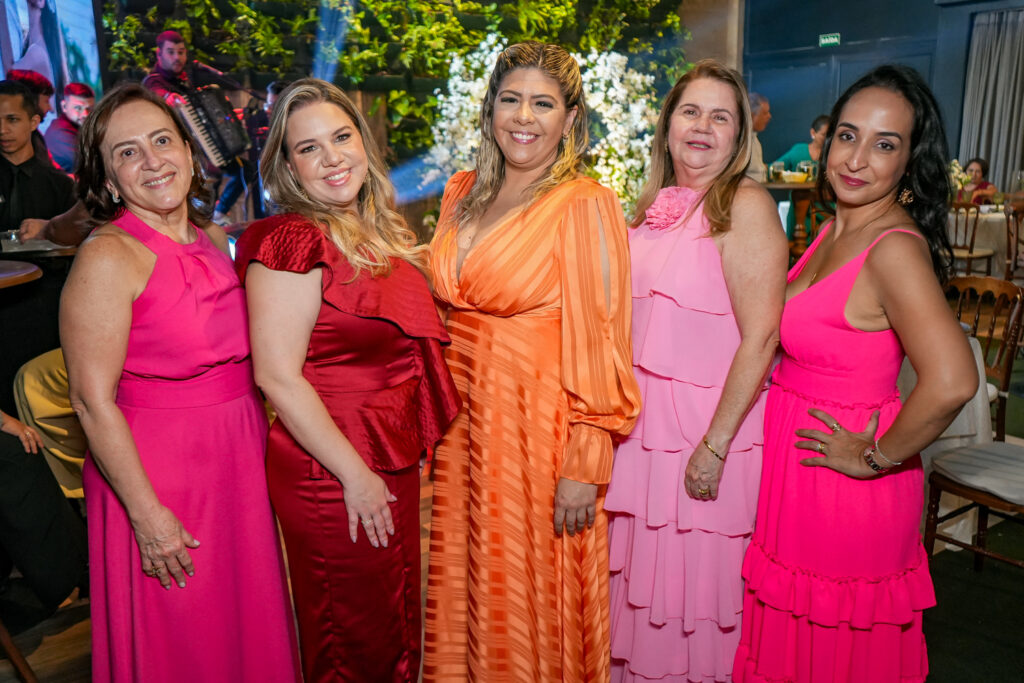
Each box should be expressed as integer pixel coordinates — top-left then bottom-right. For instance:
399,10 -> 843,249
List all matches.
186,570 -> 193,576
178,581 -> 185,588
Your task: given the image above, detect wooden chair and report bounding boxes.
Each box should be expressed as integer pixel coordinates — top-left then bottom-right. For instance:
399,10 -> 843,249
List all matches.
946,276 -> 1023,440
0,619 -> 39,682
950,201 -> 994,276
807,203 -> 835,241
924,278 -> 1024,571
1005,200 -> 1024,283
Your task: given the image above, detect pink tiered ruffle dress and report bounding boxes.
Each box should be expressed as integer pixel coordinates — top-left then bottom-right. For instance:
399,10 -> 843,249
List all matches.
606,186 -> 766,682
732,224 -> 935,683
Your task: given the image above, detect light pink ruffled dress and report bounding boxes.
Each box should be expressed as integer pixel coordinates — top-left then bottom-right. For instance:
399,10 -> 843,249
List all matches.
606,186 -> 766,682
732,224 -> 935,682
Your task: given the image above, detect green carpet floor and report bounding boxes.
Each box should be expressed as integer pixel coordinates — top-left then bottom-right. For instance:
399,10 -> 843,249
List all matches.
925,518 -> 1024,680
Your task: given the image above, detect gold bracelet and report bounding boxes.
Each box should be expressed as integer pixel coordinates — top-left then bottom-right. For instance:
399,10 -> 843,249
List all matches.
703,435 -> 726,462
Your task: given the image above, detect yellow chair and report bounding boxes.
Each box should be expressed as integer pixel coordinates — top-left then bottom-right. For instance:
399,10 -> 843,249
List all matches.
13,349 -> 85,499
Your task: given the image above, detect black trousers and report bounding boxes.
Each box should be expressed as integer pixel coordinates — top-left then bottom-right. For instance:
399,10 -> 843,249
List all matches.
0,434 -> 87,610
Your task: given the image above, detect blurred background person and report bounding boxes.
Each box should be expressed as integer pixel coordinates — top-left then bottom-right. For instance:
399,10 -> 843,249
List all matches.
773,114 -> 829,170
605,59 -> 786,683
0,79 -> 73,227
734,65 -> 977,683
60,83 -> 299,682
0,406 -> 86,635
237,78 -> 458,682
956,157 -> 998,204
5,68 -> 54,164
744,92 -> 770,181
423,41 -> 641,681
44,81 -> 93,173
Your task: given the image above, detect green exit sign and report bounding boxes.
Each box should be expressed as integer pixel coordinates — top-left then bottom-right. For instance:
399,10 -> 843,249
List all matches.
819,33 -> 841,47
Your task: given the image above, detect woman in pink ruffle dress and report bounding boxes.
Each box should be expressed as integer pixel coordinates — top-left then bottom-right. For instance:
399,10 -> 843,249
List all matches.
605,59 -> 788,682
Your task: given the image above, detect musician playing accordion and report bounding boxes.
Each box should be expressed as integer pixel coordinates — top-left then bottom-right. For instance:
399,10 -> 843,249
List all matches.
142,30 -> 246,225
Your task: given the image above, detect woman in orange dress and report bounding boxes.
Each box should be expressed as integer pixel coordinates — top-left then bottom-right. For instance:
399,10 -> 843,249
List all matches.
423,42 -> 641,682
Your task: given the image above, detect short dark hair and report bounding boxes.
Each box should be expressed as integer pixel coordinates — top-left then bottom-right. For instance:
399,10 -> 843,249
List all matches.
156,30 -> 186,49
964,157 -> 989,178
811,114 -> 830,132
818,64 -> 952,281
266,80 -> 289,97
76,83 -> 211,226
6,69 -> 54,97
0,80 -> 40,118
64,82 -> 95,99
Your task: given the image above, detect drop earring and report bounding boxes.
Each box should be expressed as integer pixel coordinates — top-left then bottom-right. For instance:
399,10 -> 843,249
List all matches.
898,187 -> 914,205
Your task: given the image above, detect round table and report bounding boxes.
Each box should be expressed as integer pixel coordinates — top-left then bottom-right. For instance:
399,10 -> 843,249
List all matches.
0,260 -> 42,289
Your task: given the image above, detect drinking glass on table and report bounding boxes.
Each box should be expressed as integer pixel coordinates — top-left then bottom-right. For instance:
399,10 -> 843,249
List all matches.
797,160 -> 817,181
770,161 -> 785,182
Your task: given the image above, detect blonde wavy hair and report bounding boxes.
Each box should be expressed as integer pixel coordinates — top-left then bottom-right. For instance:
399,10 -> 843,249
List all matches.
261,78 -> 425,278
631,59 -> 753,234
457,41 -> 589,228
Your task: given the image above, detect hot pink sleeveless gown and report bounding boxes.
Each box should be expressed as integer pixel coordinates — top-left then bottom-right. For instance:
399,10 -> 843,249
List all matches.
733,225 -> 936,683
81,210 -> 300,682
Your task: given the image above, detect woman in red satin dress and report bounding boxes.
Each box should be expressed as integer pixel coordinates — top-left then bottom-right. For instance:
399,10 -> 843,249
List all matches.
234,79 -> 459,683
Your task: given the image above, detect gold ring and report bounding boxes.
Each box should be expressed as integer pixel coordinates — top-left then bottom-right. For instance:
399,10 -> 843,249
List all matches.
361,519 -> 372,526
830,422 -> 841,432
817,442 -> 825,454
698,486 -> 710,496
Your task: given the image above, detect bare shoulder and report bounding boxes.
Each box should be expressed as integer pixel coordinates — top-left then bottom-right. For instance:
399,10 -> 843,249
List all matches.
71,224 -> 153,288
865,224 -> 932,271
726,178 -> 786,244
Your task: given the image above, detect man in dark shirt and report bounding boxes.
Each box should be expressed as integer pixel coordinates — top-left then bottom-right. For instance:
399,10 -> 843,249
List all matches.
4,69 -> 55,167
0,80 -> 74,229
43,82 -> 94,174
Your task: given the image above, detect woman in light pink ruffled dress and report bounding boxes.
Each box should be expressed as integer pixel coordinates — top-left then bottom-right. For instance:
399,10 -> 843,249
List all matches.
605,59 -> 788,682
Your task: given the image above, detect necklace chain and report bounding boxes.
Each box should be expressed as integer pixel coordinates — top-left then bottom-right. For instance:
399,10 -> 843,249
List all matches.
807,211 -> 891,286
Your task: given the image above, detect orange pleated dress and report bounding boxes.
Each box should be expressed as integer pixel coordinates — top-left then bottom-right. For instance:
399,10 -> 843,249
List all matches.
424,171 -> 641,682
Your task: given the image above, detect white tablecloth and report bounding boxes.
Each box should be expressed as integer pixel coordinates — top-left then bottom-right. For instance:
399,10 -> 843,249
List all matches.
947,211 -> 1007,278
898,336 -> 991,549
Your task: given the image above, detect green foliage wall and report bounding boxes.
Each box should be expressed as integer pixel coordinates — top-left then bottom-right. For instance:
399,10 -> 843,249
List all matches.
103,0 -> 688,157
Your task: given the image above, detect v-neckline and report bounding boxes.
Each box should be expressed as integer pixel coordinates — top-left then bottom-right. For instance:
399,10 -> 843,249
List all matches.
454,207 -> 523,283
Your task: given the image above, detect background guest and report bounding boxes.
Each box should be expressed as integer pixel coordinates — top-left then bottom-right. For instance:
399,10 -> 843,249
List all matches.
774,114 -> 831,237
734,64 -> 977,682
605,58 -> 787,682
44,81 -> 93,173
0,79 -> 74,227
424,41 -> 641,681
4,69 -> 56,165
956,156 -> 998,204
236,78 -> 458,683
60,83 -> 299,682
0,407 -> 86,634
773,114 -> 829,170
744,92 -> 771,181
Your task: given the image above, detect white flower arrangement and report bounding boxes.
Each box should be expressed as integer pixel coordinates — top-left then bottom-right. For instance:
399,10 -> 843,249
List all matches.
420,33 -> 659,216
948,159 -> 970,190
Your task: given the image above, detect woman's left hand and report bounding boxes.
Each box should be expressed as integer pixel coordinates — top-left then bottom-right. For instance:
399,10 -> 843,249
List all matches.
796,408 -> 878,478
554,478 -> 597,537
1,414 -> 44,455
683,441 -> 725,500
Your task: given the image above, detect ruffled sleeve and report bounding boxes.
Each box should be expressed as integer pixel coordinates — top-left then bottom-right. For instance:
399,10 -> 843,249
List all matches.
558,182 -> 641,484
234,213 -> 329,283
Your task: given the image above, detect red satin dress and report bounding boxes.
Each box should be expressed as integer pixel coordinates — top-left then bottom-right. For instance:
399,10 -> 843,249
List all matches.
235,215 -> 460,683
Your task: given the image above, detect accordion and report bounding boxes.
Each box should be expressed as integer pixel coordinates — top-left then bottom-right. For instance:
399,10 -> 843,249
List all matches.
177,86 -> 250,168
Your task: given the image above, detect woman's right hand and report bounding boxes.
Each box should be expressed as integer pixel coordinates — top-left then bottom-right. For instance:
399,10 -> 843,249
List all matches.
343,467 -> 397,549
131,505 -> 200,590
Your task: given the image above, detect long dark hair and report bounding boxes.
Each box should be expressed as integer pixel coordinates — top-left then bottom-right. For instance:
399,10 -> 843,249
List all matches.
76,84 -> 211,226
818,64 -> 952,281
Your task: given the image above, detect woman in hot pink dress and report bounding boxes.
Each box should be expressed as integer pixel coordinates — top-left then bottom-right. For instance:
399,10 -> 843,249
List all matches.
60,84 -> 299,682
605,59 -> 788,682
733,66 -> 978,683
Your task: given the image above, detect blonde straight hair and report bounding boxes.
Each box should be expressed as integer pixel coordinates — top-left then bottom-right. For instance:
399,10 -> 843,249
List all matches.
631,59 -> 753,234
261,78 -> 426,278
457,41 -> 589,228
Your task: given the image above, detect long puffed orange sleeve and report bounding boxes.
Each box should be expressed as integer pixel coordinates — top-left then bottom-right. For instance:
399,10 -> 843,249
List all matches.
558,187 -> 641,484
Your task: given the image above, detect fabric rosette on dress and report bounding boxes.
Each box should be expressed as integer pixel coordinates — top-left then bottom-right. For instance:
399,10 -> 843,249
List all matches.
606,186 -> 766,682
